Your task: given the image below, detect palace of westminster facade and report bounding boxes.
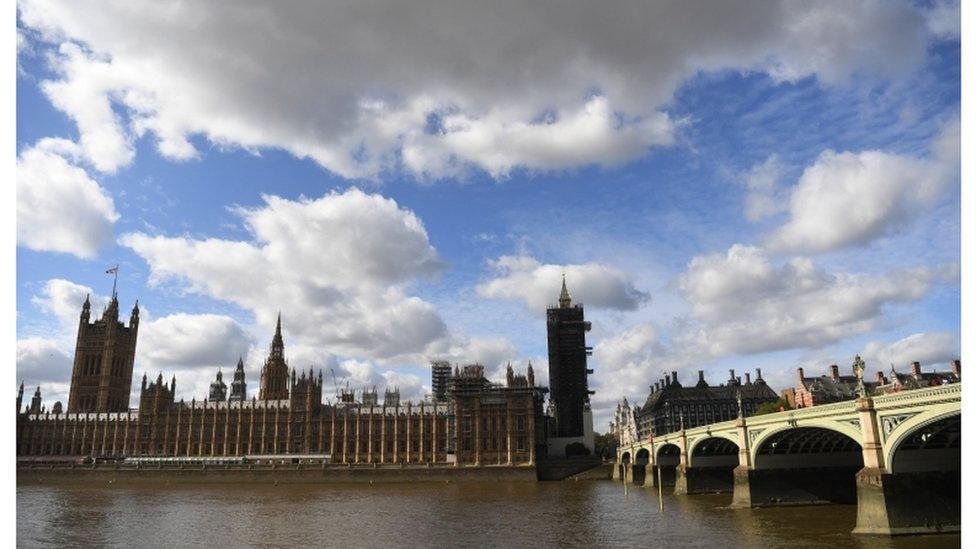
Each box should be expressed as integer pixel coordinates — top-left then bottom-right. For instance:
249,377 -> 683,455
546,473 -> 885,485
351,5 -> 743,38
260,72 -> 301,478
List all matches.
15,294 -> 547,467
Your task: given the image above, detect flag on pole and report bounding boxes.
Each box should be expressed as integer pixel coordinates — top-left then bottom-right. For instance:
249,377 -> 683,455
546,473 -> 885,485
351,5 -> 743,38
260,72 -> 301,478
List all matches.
106,265 -> 120,298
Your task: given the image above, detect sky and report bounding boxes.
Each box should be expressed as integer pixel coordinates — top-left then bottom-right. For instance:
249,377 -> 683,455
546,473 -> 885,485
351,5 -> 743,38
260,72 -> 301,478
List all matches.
15,0 -> 961,430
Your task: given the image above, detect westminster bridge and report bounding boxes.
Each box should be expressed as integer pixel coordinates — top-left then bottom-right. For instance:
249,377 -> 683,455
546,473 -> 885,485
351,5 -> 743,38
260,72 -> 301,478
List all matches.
615,383 -> 960,535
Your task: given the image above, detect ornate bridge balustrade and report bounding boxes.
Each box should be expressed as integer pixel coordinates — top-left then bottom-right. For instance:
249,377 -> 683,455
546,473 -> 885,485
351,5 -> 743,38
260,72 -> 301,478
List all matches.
615,384 -> 960,536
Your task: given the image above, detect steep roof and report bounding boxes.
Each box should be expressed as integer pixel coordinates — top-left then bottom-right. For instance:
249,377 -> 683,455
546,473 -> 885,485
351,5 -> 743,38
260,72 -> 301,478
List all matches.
639,382 -> 776,416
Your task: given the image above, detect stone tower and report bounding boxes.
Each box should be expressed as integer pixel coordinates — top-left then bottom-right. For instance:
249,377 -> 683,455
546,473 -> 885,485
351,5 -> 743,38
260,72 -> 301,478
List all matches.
67,294 -> 140,413
259,314 -> 290,400
29,386 -> 42,414
290,368 -> 323,409
431,360 -> 452,403
208,369 -> 228,402
229,357 -> 247,402
546,276 -> 593,438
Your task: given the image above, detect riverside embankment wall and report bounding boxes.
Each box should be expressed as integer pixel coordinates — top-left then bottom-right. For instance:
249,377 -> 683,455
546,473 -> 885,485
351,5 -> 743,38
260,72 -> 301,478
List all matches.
17,464 -> 537,485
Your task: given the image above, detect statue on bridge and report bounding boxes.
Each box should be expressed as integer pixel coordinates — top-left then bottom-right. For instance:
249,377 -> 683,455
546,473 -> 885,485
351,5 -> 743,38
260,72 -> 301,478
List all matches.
853,355 -> 867,398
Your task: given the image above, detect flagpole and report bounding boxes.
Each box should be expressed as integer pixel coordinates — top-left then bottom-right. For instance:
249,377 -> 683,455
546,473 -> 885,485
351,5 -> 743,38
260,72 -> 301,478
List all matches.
107,264 -> 119,299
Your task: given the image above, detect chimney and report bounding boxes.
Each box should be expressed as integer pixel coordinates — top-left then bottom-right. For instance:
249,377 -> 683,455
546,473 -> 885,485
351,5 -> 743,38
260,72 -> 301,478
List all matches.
745,372 -> 751,385
796,367 -> 804,384
672,371 -> 678,385
653,382 -> 659,393
729,369 -> 735,382
698,370 -> 705,382
755,368 -> 763,381
911,361 -> 922,377
951,360 -> 960,378
829,364 -> 839,380
875,371 -> 885,385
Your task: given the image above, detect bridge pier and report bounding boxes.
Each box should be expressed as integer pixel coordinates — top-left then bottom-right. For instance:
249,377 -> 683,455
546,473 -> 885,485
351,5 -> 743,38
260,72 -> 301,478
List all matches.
675,465 -> 734,495
730,465 -> 859,507
611,461 -> 621,480
853,468 -> 960,535
641,464 -> 655,487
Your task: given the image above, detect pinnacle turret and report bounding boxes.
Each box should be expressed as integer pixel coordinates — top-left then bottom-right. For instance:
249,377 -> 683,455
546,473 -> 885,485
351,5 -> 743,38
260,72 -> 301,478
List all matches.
558,274 -> 572,308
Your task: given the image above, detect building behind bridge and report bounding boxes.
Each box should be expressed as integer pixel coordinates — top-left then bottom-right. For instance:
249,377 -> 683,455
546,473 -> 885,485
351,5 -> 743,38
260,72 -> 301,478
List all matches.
794,359 -> 960,408
16,296 -> 546,467
634,369 -> 777,439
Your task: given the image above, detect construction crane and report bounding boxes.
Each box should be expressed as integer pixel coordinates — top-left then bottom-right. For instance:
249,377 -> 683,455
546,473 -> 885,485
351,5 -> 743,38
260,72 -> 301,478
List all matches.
330,368 -> 342,401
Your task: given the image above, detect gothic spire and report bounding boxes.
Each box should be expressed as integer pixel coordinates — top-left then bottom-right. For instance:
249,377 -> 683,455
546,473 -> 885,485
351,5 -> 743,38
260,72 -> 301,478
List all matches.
558,274 -> 572,308
270,312 -> 285,359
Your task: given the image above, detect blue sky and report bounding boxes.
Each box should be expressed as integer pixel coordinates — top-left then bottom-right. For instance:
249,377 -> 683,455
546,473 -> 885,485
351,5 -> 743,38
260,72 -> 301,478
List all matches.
16,1 -> 960,428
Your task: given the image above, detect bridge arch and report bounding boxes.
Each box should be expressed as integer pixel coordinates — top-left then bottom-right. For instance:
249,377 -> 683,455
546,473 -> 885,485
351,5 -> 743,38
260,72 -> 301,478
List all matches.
750,421 -> 862,466
620,451 -> 631,464
631,448 -> 651,484
748,426 -> 863,506
653,442 -> 681,487
655,442 -> 680,462
687,435 -> 739,468
885,410 -> 960,473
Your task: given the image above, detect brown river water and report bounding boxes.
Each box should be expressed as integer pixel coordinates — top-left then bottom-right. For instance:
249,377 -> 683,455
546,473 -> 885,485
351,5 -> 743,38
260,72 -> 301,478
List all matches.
17,480 -> 959,548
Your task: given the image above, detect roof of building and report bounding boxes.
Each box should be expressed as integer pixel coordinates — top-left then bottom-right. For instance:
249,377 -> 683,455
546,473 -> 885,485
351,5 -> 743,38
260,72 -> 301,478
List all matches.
886,370 -> 957,390
639,381 -> 776,416
799,375 -> 879,401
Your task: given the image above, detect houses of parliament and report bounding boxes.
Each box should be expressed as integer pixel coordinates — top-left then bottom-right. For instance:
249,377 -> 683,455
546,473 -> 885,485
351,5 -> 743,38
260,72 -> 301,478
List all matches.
16,293 -> 549,467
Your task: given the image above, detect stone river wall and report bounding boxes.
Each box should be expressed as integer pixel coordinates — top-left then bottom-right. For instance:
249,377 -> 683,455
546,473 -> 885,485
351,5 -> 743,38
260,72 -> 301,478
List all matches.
17,463 -> 538,485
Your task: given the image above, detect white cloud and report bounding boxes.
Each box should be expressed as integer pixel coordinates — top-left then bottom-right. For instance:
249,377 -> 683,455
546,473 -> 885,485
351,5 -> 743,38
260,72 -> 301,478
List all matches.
138,314 -> 252,371
766,122 -> 959,253
591,323 -> 661,412
18,0 -> 936,179
17,138 -> 120,258
675,244 -> 956,357
31,278 -> 109,328
924,0 -> 960,39
17,337 -> 72,389
40,43 -> 135,173
742,154 -> 789,221
861,332 -> 959,370
477,255 -> 648,311
593,323 -> 660,375
404,97 -> 674,179
334,359 -> 426,404
120,188 -> 447,361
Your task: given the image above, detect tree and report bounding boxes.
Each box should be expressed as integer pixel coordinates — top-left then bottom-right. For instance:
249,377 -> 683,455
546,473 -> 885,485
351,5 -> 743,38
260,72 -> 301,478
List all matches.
753,398 -> 792,416
593,431 -> 619,460
565,442 -> 591,457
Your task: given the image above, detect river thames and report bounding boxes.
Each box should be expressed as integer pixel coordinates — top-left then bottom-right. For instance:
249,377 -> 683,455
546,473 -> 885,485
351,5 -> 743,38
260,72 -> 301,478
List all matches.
17,480 -> 959,548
